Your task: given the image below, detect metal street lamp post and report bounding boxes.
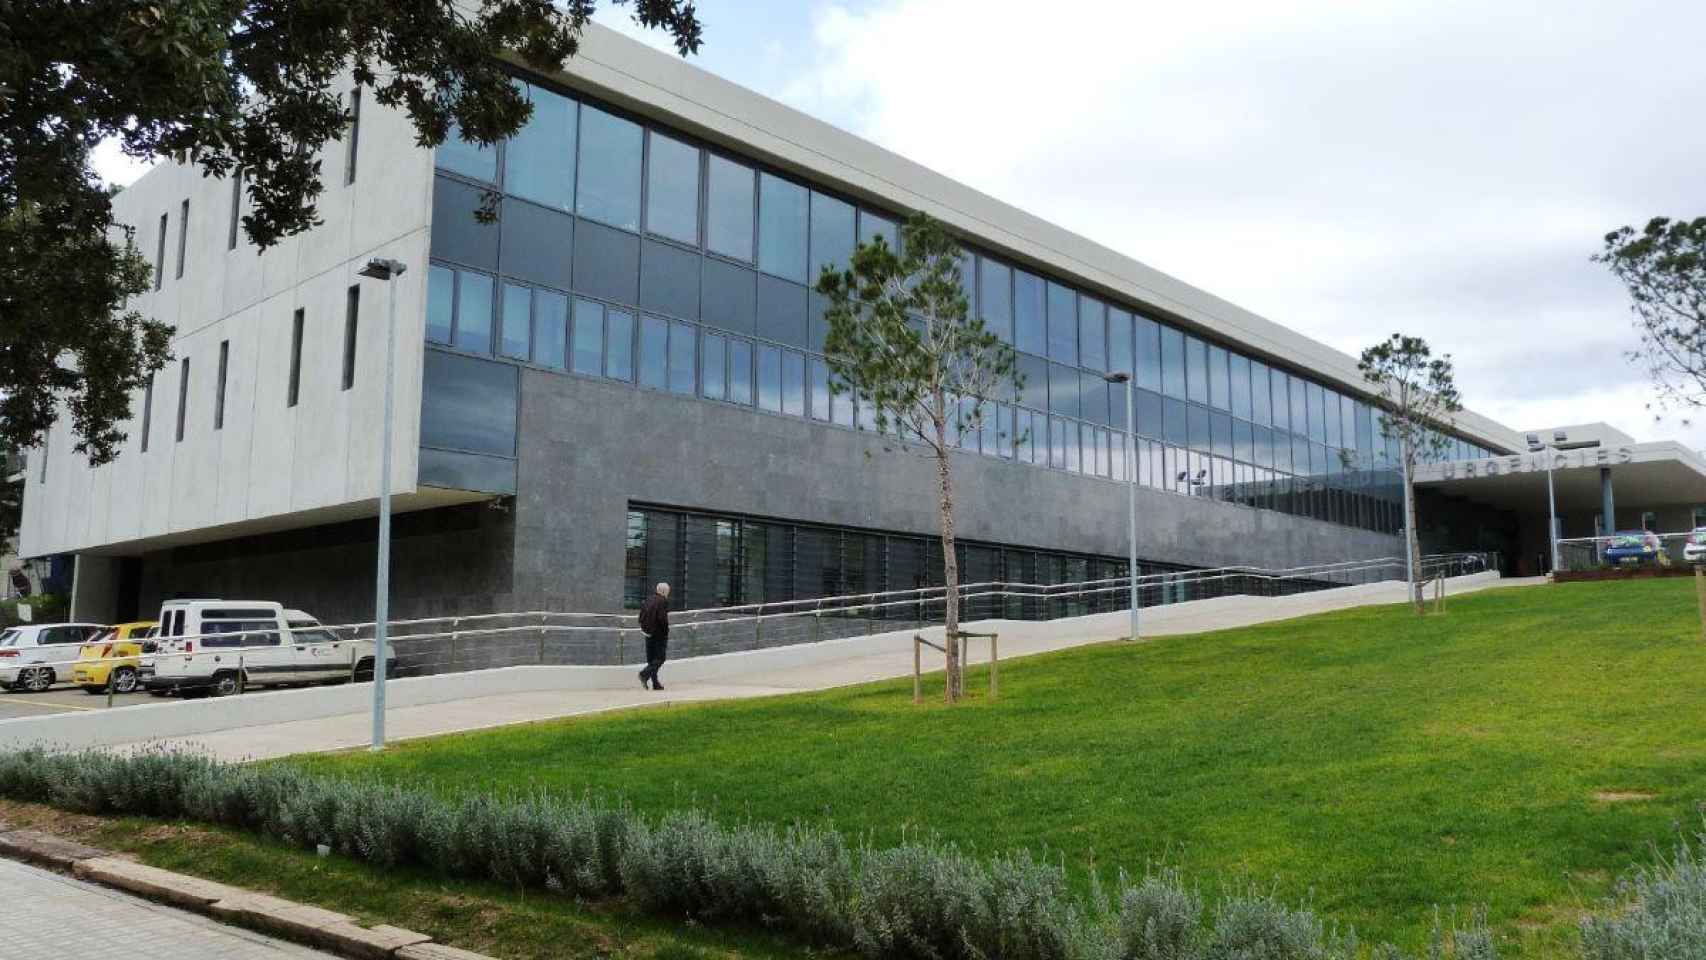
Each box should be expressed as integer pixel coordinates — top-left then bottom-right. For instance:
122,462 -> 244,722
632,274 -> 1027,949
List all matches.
1526,430 -> 1567,575
1104,372 -> 1139,641
357,256 -> 407,751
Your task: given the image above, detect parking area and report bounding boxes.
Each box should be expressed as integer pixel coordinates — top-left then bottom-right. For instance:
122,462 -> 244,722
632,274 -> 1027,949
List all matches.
0,685 -> 155,720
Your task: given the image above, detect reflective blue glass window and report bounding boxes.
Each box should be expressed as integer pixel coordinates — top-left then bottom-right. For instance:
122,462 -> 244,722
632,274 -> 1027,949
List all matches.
1108,307 -> 1133,376
809,357 -> 831,421
728,339 -> 753,405
757,344 -> 782,412
1188,405 -> 1210,453
436,120 -> 496,182
500,283 -> 531,360
859,210 -> 897,250
757,173 -> 808,282
1048,417 -> 1066,469
1306,382 -> 1326,442
1253,425 -> 1273,469
533,289 -> 567,370
1018,354 -> 1049,411
1162,397 -> 1187,446
1046,281 -> 1076,364
606,309 -> 634,381
1136,389 -> 1163,439
1234,419 -> 1254,464
668,320 -> 695,395
1064,419 -> 1081,472
1207,345 -> 1230,410
1078,296 -> 1106,371
576,106 -> 642,230
1231,355 -> 1253,421
454,271 -> 493,353
638,314 -> 667,389
782,350 -> 805,416
1135,316 -> 1162,392
1324,390 -> 1342,446
1160,326 -> 1186,398
420,350 -> 516,456
831,371 -> 855,427
1341,398 -> 1357,453
504,82 -> 575,210
645,131 -> 700,244
1290,376 -> 1310,436
572,298 -> 603,376
1211,411 -> 1232,459
1014,269 -> 1046,356
1270,370 -> 1291,432
706,154 -> 754,261
427,264 -> 455,344
997,404 -> 1014,458
1048,362 -> 1080,417
809,192 -> 855,282
1185,336 -> 1208,405
979,258 -> 1013,343
1081,372 -> 1110,425
701,332 -> 726,400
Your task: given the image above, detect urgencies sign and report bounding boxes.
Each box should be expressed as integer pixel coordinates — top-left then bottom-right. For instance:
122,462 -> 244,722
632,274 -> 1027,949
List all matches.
1438,446 -> 1634,479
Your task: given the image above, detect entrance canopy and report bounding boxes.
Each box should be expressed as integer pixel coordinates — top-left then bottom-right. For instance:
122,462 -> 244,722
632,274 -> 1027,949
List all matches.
1413,441 -> 1706,515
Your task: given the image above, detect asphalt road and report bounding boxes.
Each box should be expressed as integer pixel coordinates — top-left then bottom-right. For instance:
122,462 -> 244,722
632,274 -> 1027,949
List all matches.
0,683 -> 156,720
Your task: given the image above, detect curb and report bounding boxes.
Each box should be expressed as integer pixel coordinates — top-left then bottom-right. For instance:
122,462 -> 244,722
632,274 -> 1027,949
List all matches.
0,827 -> 497,960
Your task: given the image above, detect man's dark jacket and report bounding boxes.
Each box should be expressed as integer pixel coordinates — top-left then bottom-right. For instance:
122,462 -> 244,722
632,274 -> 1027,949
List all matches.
639,593 -> 670,640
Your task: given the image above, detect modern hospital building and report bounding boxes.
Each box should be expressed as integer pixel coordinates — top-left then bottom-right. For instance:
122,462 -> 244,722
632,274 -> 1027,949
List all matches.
20,24 -> 1706,624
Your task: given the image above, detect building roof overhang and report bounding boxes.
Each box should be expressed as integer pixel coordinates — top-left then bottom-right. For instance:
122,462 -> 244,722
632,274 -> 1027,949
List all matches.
1413,441 -> 1706,515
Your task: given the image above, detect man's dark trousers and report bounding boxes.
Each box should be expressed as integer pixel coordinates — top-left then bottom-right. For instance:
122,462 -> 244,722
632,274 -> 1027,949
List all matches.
640,635 -> 668,686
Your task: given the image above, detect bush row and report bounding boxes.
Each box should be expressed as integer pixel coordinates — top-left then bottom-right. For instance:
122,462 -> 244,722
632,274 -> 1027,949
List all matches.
0,747 -> 1503,960
1580,834 -> 1706,960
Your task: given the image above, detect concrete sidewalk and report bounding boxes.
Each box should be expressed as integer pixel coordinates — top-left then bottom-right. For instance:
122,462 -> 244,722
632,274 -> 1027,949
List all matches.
140,571 -> 1536,762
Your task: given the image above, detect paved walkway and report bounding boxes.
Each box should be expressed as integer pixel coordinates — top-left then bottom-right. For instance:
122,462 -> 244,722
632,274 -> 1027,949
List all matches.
151,572 -> 1540,762
5,857 -> 333,959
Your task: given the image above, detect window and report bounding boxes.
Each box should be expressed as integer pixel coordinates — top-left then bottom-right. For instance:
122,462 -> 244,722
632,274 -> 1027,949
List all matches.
227,171 -> 242,250
140,375 -> 154,452
606,309 -> 634,381
500,283 -> 531,360
639,239 -> 699,319
1046,281 -> 1076,364
420,350 -> 518,457
1048,362 -> 1080,417
576,105 -> 642,230
859,210 -> 897,249
702,332 -> 727,400
980,258 -> 1013,342
1270,370 -> 1290,432
1207,345 -> 1230,410
344,87 -> 362,185
505,82 -> 576,211
757,173 -> 808,282
639,315 -> 668,389
1108,307 -> 1133,376
174,357 -> 189,442
1185,336 -> 1208,405
757,344 -> 782,411
154,213 -> 167,290
427,265 -> 454,344
533,289 -> 568,370
573,298 -> 604,376
668,320 -> 695,395
809,192 -> 855,282
454,271 -> 494,353
436,118 -> 497,182
1078,296 -> 1106,371
175,199 -> 188,278
341,286 -> 359,390
782,350 -> 805,416
809,358 -> 831,421
1014,269 -> 1046,356
705,154 -> 755,261
1234,356 -> 1256,422
287,309 -> 304,408
1160,326 -> 1185,398
214,340 -> 229,429
646,131 -> 700,244
730,339 -> 753,405
1135,316 -> 1162,393
1324,390 -> 1342,446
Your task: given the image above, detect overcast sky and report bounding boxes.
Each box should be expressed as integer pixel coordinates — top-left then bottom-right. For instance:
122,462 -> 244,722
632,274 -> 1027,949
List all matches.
99,1 -> 1706,450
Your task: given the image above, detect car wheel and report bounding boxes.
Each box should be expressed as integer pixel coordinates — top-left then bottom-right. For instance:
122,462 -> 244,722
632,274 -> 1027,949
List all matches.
111,667 -> 139,695
22,668 -> 54,693
353,659 -> 374,683
210,671 -> 242,697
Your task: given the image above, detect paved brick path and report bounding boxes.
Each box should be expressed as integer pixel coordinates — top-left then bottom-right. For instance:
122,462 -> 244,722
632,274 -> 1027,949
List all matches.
5,857 -> 333,959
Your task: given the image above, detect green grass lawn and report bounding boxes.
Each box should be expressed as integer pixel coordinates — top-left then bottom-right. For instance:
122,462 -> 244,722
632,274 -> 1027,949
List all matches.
293,579 -> 1706,958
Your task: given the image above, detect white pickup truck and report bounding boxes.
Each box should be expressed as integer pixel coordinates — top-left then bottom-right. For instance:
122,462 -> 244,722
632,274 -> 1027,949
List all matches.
141,599 -> 395,697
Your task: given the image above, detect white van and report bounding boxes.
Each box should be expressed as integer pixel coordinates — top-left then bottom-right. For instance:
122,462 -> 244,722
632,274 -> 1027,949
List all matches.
142,600 -> 392,697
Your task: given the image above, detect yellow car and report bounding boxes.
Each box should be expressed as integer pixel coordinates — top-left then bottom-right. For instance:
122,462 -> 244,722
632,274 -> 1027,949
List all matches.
72,621 -> 158,695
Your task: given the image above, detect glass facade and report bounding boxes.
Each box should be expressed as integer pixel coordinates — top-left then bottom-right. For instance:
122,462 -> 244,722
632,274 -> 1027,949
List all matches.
430,71 -> 1498,538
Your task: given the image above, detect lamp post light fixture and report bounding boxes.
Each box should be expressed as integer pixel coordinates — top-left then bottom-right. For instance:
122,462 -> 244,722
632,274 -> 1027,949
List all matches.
1526,429 -> 1567,575
1103,371 -> 1139,641
357,256 -> 407,751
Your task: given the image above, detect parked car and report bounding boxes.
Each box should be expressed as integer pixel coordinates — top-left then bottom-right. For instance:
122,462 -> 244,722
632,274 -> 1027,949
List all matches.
1605,530 -> 1665,568
142,600 -> 392,698
0,623 -> 108,692
1685,528 -> 1706,565
71,621 -> 158,695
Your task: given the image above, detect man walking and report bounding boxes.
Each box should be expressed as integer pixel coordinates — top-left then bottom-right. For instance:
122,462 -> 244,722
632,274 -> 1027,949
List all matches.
637,582 -> 671,690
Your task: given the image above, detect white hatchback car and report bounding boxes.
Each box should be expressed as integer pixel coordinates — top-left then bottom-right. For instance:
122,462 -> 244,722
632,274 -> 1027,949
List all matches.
0,623 -> 108,692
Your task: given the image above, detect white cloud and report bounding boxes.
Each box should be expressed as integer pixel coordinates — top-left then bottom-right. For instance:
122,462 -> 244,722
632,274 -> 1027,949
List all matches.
781,0 -> 1706,452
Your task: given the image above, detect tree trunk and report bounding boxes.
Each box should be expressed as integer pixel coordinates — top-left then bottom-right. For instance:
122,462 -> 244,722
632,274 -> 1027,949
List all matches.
935,417 -> 962,703
1402,455 -> 1424,614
